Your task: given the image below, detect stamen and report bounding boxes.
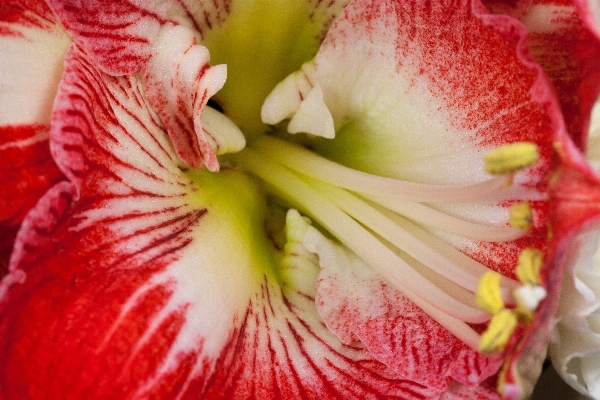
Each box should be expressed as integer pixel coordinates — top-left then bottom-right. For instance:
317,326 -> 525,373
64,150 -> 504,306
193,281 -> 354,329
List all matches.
287,84 -> 335,139
513,285 -> 546,322
366,204 -> 520,296
484,142 -> 539,175
252,135 -> 513,202
513,248 -> 546,322
365,194 -> 524,242
235,133 -> 537,351
202,106 -> 246,155
235,148 -> 489,326
310,180 -> 503,297
261,59 -> 317,125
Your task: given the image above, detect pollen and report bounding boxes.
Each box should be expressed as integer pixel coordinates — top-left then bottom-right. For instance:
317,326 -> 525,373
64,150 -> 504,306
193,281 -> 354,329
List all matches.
515,248 -> 543,286
484,142 -> 539,175
478,309 -> 518,354
476,271 -> 504,315
509,202 -> 532,230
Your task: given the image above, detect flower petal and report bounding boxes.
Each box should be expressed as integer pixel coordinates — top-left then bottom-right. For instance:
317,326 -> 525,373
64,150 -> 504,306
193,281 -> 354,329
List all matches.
45,1 -> 232,171
45,0 -> 350,160
140,24 -> 230,171
1,43 -> 254,398
484,0 -> 600,150
299,214 -> 503,395
0,0 -> 71,273
1,43 -> 463,399
307,0 -> 551,187
263,0 -> 567,397
543,85 -> 600,400
266,0 -> 554,281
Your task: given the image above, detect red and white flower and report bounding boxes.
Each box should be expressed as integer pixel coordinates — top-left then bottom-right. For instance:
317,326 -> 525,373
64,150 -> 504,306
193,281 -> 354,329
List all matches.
1,0 -> 597,399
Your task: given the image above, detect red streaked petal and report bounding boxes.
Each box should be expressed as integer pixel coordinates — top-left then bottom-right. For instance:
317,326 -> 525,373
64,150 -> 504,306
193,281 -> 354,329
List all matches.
1,43 -> 462,399
45,1 -> 230,170
0,43 -> 225,398
0,0 -> 71,273
195,278 -> 444,400
303,0 -> 554,278
0,125 -> 64,273
483,0 -> 600,150
141,25 -> 227,171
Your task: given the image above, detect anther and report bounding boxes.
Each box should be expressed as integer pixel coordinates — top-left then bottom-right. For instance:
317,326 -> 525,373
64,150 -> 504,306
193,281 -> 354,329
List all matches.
515,248 -> 543,286
476,271 -> 505,315
509,202 -> 532,230
485,142 -> 539,175
478,309 -> 518,354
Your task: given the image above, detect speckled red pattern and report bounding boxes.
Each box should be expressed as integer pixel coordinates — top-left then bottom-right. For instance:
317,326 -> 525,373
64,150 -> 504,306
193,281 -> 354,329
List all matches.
523,0 -> 600,151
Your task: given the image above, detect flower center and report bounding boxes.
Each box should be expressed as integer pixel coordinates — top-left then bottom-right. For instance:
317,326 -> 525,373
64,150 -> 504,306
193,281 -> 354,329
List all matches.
192,30 -> 542,350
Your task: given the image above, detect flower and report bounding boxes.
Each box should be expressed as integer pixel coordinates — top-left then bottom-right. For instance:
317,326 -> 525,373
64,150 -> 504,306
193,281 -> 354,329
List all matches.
0,0 -> 579,398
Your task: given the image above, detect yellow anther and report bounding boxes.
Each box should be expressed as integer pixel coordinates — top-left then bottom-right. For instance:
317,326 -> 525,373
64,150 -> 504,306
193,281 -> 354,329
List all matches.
479,309 -> 518,354
476,271 -> 504,315
509,202 -> 532,230
485,142 -> 539,175
516,248 -> 543,286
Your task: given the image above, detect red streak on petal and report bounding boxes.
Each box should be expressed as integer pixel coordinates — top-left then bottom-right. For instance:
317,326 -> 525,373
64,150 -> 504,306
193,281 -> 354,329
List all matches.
0,124 -> 64,275
0,0 -> 57,37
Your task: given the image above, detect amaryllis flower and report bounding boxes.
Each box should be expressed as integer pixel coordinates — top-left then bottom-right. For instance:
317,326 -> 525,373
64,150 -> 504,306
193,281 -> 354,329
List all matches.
0,0 -> 573,398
